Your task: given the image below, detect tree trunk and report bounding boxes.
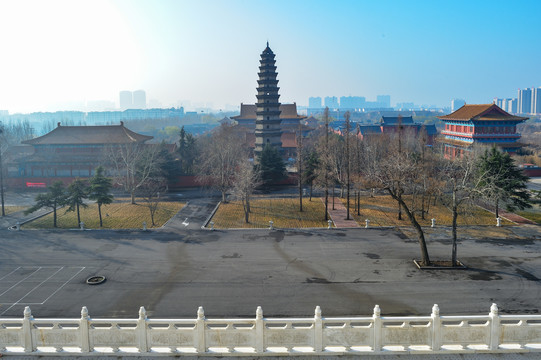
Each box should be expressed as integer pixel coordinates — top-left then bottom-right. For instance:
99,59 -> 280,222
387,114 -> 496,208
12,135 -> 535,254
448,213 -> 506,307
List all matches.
397,201 -> 402,220
299,177 -> 303,212
324,186 -> 328,221
131,191 -> 136,205
309,182 -> 313,201
451,190 -> 458,266
421,193 -> 426,220
222,191 -> 227,203
244,201 -> 249,223
357,191 -> 360,215
98,203 -> 103,227
389,189 -> 430,266
332,187 -> 335,210
495,197 -> 499,218
53,205 -> 57,228
76,203 -> 81,226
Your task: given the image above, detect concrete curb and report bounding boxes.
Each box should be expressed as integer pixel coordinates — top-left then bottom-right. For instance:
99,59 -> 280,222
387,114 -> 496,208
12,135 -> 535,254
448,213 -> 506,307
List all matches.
201,201 -> 221,229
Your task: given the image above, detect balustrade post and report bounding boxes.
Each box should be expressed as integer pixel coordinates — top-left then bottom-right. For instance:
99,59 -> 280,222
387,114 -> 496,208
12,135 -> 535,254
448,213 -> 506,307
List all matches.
22,306 -> 34,353
314,306 -> 323,352
255,306 -> 264,353
196,306 -> 206,353
372,305 -> 382,352
80,307 -> 90,352
137,307 -> 149,352
431,304 -> 441,351
489,303 -> 500,350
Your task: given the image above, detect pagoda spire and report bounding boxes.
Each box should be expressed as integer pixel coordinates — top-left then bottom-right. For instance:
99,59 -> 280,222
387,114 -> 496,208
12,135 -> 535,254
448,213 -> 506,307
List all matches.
254,42 -> 282,157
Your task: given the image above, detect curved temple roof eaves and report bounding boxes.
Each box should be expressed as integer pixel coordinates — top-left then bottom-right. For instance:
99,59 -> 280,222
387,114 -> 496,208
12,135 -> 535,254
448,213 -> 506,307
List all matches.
22,124 -> 153,145
438,104 -> 528,122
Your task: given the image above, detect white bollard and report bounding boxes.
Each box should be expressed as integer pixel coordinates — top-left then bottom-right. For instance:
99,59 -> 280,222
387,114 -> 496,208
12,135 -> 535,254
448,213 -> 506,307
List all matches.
210,221 -> 214,231
79,222 -> 84,230
16,221 -> 20,231
327,219 -> 332,229
365,219 -> 370,228
143,221 -> 147,231
269,220 -> 274,230
496,217 -> 501,227
431,218 -> 436,228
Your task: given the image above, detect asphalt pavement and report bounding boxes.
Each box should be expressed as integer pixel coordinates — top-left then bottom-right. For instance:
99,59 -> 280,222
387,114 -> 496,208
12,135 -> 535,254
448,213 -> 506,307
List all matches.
1,203 -> 541,320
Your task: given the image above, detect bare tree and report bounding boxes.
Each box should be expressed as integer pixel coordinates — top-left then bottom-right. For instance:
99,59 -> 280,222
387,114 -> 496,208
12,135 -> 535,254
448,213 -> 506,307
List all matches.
344,112 -> 351,220
105,143 -> 163,204
439,153 -> 480,266
139,177 -> 168,227
232,160 -> 260,223
196,124 -> 245,203
365,132 -> 432,266
296,123 -> 304,212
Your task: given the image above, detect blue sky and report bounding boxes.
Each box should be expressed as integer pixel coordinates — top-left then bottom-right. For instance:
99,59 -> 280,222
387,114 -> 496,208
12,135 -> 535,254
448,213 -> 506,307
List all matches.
0,0 -> 540,113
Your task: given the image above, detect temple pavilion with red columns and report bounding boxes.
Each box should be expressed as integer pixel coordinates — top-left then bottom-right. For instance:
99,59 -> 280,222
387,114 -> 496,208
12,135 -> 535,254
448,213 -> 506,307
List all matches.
438,104 -> 528,158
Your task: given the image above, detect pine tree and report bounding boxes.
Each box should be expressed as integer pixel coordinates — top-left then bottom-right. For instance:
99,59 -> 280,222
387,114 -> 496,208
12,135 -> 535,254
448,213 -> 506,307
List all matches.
65,179 -> 89,226
256,144 -> 286,188
478,147 -> 531,217
25,181 -> 67,228
89,166 -> 114,227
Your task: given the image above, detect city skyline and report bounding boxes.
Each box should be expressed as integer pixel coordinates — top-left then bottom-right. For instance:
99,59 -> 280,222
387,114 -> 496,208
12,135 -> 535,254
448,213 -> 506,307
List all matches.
1,0 -> 540,114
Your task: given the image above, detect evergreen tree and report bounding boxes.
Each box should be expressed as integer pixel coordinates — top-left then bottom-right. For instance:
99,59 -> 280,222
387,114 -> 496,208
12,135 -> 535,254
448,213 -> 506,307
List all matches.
65,179 -> 89,226
478,147 -> 531,217
256,144 -> 286,187
178,126 -> 197,175
25,181 -> 67,228
303,150 -> 319,200
88,166 -> 114,227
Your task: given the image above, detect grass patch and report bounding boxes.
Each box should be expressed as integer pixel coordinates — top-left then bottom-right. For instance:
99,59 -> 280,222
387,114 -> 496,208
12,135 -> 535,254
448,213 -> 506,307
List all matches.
3,206 -> 28,215
516,204 -> 541,224
343,195 -> 514,227
23,200 -> 185,229
211,198 -> 328,229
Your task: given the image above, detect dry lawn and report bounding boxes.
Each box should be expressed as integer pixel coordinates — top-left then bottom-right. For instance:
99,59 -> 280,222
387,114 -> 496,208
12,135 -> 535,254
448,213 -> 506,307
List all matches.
3,206 -> 28,215
517,204 -> 541,224
211,198 -> 328,229
23,201 -> 185,229
343,195 -> 514,227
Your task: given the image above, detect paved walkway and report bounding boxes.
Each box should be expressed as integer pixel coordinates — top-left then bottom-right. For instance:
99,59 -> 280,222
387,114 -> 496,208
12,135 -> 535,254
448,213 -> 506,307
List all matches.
321,197 -> 360,228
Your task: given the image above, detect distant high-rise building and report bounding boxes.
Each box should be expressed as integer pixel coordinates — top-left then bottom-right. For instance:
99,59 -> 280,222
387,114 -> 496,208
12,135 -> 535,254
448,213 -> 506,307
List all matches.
119,91 -> 133,110
451,99 -> 466,112
532,87 -> 541,115
507,98 -> 518,114
340,96 -> 366,109
376,95 -> 391,108
133,90 -> 147,109
308,96 -> 322,108
324,96 -> 338,109
518,88 -> 533,114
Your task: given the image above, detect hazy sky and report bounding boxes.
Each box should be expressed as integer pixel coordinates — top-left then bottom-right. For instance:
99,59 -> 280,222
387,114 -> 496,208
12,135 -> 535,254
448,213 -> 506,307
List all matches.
0,0 -> 540,113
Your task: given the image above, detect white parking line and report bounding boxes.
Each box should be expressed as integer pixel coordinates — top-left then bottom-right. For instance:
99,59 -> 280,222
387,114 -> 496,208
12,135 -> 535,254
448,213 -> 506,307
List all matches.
0,267 -> 42,297
0,267 -> 22,281
0,266 -> 86,316
0,267 -> 65,316
38,267 -> 85,304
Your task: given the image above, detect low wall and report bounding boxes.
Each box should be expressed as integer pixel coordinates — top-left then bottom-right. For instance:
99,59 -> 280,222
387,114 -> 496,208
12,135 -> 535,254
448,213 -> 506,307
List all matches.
1,304 -> 541,356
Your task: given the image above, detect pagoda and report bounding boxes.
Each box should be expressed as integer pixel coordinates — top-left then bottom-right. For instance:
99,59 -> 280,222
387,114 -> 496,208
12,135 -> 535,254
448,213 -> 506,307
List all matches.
438,104 -> 528,158
254,42 -> 282,157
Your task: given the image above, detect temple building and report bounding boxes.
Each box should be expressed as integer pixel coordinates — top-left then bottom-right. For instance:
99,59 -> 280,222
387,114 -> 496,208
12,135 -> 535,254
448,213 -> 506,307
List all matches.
9,122 -> 153,187
438,104 -> 528,158
254,42 -> 282,156
231,43 -> 307,159
356,115 -> 437,144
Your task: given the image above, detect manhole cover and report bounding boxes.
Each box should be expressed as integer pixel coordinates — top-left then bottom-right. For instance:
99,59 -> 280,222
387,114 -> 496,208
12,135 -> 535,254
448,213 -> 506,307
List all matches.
86,276 -> 106,285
